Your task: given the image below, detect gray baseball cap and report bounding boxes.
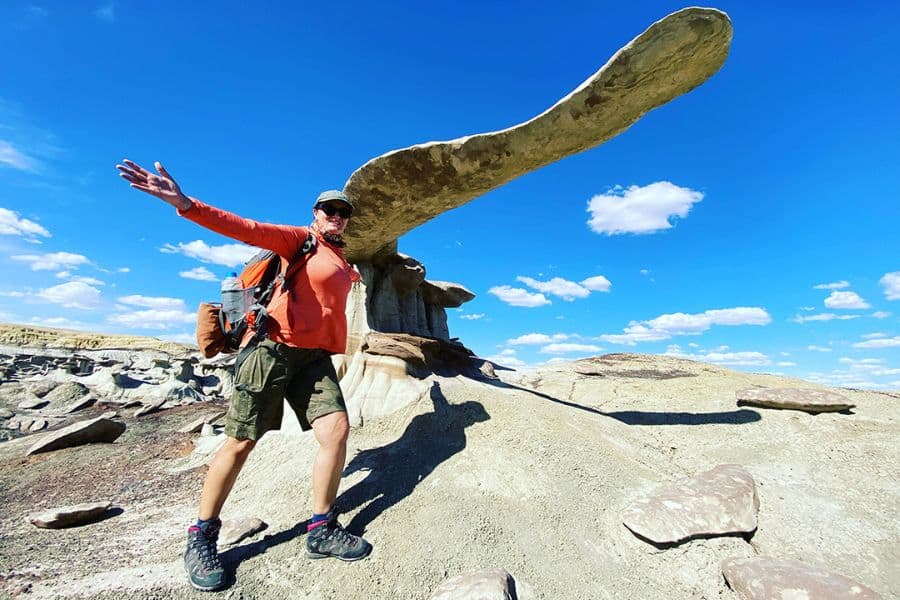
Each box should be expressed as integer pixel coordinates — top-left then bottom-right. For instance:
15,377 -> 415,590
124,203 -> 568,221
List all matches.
315,190 -> 354,210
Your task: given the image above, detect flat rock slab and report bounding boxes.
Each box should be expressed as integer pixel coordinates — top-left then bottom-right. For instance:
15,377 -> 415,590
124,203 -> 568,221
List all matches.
27,501 -> 113,529
736,388 -> 854,413
26,417 -> 126,456
721,556 -> 880,599
219,518 -> 268,546
622,464 -> 758,545
429,567 -> 534,600
177,410 -> 227,434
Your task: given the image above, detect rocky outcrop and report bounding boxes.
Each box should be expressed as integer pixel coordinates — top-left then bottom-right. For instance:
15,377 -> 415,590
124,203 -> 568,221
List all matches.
27,502 -> 114,529
429,567 -> 534,600
735,387 -> 855,413
721,557 -> 880,599
25,416 -> 126,455
341,8 -> 732,262
621,464 -> 758,545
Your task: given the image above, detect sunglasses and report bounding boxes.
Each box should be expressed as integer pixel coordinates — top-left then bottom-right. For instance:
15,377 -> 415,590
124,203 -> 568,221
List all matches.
316,203 -> 352,219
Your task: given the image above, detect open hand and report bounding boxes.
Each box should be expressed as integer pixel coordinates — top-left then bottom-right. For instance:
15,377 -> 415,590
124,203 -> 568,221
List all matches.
116,159 -> 191,210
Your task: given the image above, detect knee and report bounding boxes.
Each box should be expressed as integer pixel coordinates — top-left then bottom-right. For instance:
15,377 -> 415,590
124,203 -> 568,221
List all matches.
224,437 -> 257,458
316,412 -> 349,448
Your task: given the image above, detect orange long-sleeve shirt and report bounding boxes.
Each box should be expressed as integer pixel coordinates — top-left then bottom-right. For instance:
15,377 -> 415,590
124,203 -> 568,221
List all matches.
179,199 -> 359,354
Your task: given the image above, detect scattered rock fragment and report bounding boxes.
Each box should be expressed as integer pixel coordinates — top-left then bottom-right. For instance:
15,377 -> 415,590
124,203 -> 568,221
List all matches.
621,464 -> 758,545
28,418 -> 48,432
721,556 -> 880,599
26,416 -> 126,456
429,567 -> 534,600
735,388 -> 855,413
133,397 -> 167,417
18,393 -> 48,410
27,501 -> 113,529
41,382 -> 89,412
219,517 -> 268,546
55,395 -> 96,415
0,407 -> 14,419
178,410 -> 227,434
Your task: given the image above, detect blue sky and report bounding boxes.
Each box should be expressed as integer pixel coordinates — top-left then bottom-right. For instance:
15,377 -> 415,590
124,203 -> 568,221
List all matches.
1,1 -> 898,389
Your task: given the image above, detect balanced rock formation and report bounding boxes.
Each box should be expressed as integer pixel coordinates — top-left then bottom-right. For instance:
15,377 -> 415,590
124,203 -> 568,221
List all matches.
341,8 -> 732,263
735,387 -> 855,413
721,556 -> 880,600
621,464 -> 758,545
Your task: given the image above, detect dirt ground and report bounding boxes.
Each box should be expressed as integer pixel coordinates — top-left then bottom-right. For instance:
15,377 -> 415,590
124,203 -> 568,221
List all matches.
0,355 -> 897,599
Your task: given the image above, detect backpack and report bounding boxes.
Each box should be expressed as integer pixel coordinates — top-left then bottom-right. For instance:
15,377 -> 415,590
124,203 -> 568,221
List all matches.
196,231 -> 317,358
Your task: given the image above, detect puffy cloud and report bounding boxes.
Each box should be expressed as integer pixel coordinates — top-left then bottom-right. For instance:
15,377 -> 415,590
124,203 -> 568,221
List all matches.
459,313 -> 484,320
12,251 -> 90,271
600,323 -> 672,345
587,181 -> 704,235
792,313 -> 860,323
807,345 -> 832,352
776,361 -> 797,367
179,266 -> 218,282
813,281 -> 849,290
156,333 -> 197,345
580,275 -> 612,292
872,311 -> 891,319
517,276 -> 590,301
601,307 -> 771,343
118,295 -> 186,310
664,346 -> 772,366
508,333 -> 569,345
161,240 -> 258,267
824,291 -> 870,310
539,343 -> 602,354
852,336 -> 900,349
880,271 -> 900,301
29,316 -> 95,331
482,348 -> 527,369
37,282 -> 101,309
488,286 -> 550,308
0,207 -> 50,240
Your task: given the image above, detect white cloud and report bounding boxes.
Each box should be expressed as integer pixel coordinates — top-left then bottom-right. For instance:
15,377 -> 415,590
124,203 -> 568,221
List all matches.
517,276 -> 589,301
29,316 -> 95,331
67,276 -> 105,286
459,313 -> 484,321
0,291 -> 26,297
12,251 -> 89,271
180,266 -> 218,282
793,313 -> 860,323
813,281 -> 850,290
872,311 -> 891,319
664,347 -> 772,366
580,275 -> 612,292
824,291 -> 870,310
0,140 -> 40,172
880,271 -> 900,301
117,267 -> 130,273
118,295 -> 186,310
161,240 -> 258,267
800,306 -> 816,311
482,348 -> 527,368
807,345 -> 832,352
852,336 -> 900,349
605,307 -> 770,342
37,282 -> 101,309
488,286 -> 550,308
587,181 -> 704,235
93,3 -> 114,21
862,333 -> 887,339
776,361 -> 797,367
640,269 -> 650,276
108,309 -> 196,330
0,207 -> 50,240
508,333 -> 569,345
539,343 -> 602,354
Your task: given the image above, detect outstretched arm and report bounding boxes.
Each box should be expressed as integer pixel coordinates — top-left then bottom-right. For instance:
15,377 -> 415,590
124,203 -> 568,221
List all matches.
116,159 -> 306,258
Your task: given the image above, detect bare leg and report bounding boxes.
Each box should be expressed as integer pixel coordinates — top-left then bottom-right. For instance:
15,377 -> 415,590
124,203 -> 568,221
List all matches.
198,437 -> 257,520
310,411 -> 350,514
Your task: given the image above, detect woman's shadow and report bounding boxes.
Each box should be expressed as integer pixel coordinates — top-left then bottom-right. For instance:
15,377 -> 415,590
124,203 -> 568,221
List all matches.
336,381 -> 489,535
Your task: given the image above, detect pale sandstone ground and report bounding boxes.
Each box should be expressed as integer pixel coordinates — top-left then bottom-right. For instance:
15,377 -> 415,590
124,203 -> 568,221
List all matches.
0,351 -> 897,599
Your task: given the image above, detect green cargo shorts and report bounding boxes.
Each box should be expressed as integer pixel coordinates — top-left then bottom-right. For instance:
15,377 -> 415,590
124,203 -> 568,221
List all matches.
224,338 -> 347,440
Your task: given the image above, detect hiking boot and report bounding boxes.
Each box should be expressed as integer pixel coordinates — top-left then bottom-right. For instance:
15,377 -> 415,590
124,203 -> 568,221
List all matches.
306,513 -> 372,561
184,520 -> 226,591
